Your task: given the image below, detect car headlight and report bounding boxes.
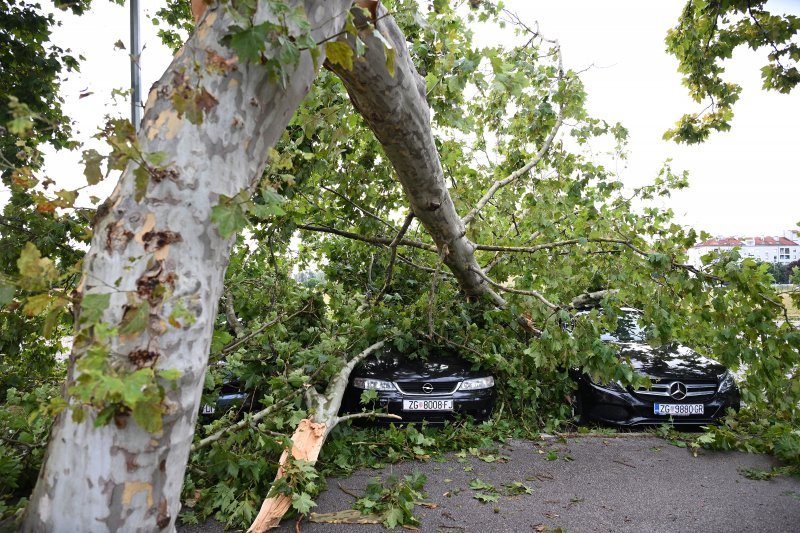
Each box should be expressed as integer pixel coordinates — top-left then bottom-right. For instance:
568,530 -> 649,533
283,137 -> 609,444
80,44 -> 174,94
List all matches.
717,371 -> 736,394
352,377 -> 395,391
458,376 -> 495,391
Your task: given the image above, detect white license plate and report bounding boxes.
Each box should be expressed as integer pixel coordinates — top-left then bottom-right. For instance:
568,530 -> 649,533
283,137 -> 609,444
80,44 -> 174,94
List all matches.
654,403 -> 704,416
403,399 -> 453,411
201,404 -> 215,414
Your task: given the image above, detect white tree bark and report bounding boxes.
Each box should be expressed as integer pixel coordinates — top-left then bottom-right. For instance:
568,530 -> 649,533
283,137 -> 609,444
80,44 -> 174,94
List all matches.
22,2 -> 352,531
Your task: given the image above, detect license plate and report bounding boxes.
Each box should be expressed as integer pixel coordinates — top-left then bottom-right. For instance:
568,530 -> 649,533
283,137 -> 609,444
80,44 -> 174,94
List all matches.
654,403 -> 704,416
201,404 -> 215,414
403,399 -> 453,411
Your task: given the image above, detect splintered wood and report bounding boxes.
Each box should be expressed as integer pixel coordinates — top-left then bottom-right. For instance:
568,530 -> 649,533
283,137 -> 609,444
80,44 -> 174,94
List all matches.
247,419 -> 327,532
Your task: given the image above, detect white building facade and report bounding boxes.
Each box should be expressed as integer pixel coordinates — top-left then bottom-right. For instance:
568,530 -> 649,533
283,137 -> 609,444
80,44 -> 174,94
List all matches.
687,230 -> 800,267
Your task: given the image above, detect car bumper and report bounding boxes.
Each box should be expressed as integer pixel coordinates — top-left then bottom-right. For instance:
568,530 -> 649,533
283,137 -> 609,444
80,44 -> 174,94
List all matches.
339,387 -> 496,425
578,381 -> 740,427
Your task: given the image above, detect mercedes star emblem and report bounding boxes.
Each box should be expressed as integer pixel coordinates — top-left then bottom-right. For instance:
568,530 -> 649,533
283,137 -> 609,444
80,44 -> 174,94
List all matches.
422,383 -> 434,394
669,381 -> 688,400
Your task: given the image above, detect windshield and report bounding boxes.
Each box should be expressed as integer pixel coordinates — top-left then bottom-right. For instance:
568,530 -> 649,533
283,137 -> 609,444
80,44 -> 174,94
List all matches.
599,311 -> 646,343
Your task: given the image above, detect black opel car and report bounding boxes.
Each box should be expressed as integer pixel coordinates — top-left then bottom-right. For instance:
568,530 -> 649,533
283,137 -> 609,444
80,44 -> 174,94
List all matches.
571,309 -> 740,426
339,349 -> 496,424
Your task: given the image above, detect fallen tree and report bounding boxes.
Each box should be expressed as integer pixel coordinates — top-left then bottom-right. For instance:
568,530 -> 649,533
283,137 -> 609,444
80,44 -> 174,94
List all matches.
4,1 -> 797,531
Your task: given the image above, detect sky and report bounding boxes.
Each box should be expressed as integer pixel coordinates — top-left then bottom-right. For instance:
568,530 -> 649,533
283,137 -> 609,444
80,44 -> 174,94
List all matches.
24,0 -> 800,238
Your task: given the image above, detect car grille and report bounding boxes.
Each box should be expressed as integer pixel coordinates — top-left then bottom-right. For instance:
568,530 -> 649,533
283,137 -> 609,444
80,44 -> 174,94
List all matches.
395,381 -> 460,395
634,381 -> 718,402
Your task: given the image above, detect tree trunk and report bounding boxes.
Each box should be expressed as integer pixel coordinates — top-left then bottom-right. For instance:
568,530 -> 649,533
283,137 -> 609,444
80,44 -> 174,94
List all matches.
247,419 -> 327,532
22,2 -> 352,531
326,5 -> 505,306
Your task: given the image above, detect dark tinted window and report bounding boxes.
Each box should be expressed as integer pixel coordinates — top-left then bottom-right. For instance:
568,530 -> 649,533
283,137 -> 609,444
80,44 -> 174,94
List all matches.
600,311 -> 646,342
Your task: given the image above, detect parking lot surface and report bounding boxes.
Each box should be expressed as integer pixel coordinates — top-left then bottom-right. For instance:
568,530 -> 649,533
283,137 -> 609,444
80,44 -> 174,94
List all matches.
181,435 -> 800,532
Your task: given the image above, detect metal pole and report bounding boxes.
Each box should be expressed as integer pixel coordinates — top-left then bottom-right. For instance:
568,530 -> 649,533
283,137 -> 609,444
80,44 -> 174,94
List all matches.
130,0 -> 142,129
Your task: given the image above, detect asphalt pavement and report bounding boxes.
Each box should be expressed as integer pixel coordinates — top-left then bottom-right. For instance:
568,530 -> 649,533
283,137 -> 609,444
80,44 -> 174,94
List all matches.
180,434 -> 800,533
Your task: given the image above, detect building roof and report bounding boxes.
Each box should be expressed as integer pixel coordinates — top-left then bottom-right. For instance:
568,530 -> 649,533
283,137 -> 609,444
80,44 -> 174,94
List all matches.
696,236 -> 799,247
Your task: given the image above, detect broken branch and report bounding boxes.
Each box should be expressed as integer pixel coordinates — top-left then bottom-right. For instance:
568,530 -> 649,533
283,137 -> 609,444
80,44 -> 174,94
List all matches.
471,266 -> 559,311
376,212 -> 415,300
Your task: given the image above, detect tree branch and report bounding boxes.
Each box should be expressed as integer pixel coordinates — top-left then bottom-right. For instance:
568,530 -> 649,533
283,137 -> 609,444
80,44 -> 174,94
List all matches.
223,289 -> 245,337
376,212 -> 415,300
191,394 -> 298,452
462,109 -> 563,228
334,412 -> 402,424
297,224 -> 437,252
476,237 -> 629,254
428,250 -> 445,338
570,289 -> 618,309
320,184 -> 397,232
396,253 -> 449,275
314,339 -> 388,426
220,305 -> 309,355
470,266 -> 559,311
461,36 -> 565,228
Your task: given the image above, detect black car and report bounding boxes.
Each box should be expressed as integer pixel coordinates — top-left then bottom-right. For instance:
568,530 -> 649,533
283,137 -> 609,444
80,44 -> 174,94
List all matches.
200,378 -> 251,417
571,309 -> 740,427
339,349 -> 496,424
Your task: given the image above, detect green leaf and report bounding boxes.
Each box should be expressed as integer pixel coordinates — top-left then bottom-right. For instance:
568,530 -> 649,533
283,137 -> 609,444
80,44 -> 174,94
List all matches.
43,305 -> 65,338
82,148 -> 104,185
325,41 -> 354,71
23,293 -> 54,316
473,491 -> 500,503
469,478 -> 494,491
292,492 -> 316,514
157,368 -> 182,381
168,299 -> 196,328
94,405 -> 117,427
119,301 -> 150,337
134,165 -> 149,202
132,399 -> 163,433
503,481 -> 534,496
17,242 -> 58,289
360,388 -> 378,405
372,29 -> 396,77
287,369 -> 307,388
228,23 -> 268,63
251,202 -> 285,219
383,507 -> 404,528
146,151 -> 168,166
211,197 -> 249,238
0,283 -> 15,307
211,329 -> 233,353
122,369 -> 153,406
80,293 -> 111,325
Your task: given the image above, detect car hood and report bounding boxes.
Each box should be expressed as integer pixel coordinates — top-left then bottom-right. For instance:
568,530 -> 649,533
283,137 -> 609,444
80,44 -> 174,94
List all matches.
617,342 -> 727,381
354,353 -> 483,382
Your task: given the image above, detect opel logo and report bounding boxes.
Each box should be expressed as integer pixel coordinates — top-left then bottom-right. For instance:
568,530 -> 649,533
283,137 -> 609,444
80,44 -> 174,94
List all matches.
422,383 -> 434,394
669,381 -> 687,400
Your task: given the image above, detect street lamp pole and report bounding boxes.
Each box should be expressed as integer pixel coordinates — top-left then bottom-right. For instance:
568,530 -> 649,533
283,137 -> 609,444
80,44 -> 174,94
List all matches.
130,0 -> 142,130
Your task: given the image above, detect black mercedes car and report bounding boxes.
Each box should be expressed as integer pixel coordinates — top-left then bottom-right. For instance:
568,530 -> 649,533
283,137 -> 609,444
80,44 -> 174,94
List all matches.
339,349 -> 496,424
571,309 -> 740,427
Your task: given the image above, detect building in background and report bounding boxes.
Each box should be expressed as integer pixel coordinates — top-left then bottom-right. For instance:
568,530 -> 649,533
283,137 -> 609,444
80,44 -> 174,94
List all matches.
687,230 -> 800,267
